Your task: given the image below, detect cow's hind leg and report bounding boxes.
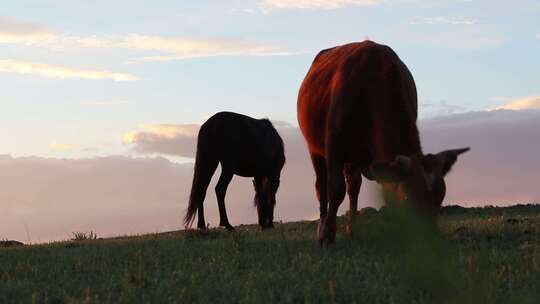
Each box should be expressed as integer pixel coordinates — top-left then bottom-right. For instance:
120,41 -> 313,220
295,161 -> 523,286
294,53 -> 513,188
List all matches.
310,153 -> 328,220
215,168 -> 234,231
319,145 -> 346,245
311,153 -> 331,244
194,161 -> 218,230
344,164 -> 362,236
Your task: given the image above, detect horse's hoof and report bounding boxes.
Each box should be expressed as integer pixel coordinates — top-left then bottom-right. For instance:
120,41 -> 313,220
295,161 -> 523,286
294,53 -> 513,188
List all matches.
220,222 -> 234,231
261,223 -> 274,230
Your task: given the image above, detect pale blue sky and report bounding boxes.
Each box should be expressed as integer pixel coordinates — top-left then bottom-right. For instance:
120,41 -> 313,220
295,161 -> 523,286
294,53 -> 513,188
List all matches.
1,0 -> 539,158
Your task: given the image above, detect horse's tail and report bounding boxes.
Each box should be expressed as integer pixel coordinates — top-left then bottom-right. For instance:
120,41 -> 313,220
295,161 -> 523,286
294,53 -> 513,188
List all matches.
184,133 -> 218,228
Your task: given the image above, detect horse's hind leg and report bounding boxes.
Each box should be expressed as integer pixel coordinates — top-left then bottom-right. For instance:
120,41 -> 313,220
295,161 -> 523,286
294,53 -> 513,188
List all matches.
215,168 -> 234,231
193,155 -> 219,230
344,164 -> 362,236
197,205 -> 206,229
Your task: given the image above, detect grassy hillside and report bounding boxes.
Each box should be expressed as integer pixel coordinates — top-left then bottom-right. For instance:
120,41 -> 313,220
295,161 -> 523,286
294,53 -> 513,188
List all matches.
1,205 -> 540,303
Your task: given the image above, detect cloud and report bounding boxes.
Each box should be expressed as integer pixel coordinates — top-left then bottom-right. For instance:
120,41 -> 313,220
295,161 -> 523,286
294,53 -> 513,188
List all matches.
0,59 -> 138,81
123,120 -> 298,158
0,124 -> 380,243
128,109 -> 540,208
0,16 -> 53,38
420,99 -> 467,117
0,17 -> 301,62
121,36 -> 303,62
261,0 -> 381,10
80,147 -> 100,153
48,142 -> 78,151
420,109 -> 540,204
3,109 -> 540,242
123,124 -> 200,157
409,16 -> 477,25
493,95 -> 540,111
2,33 -> 301,62
0,156 -> 193,242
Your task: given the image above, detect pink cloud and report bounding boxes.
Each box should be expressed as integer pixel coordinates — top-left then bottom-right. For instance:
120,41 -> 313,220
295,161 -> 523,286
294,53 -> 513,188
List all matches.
2,109 -> 539,243
494,95 -> 540,111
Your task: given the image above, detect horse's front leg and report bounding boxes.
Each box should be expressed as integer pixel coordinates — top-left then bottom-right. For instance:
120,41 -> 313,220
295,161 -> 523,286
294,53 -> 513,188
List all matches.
215,169 -> 234,231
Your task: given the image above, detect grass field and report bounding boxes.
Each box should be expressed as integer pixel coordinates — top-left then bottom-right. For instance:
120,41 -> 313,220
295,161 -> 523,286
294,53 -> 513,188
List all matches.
1,205 -> 540,303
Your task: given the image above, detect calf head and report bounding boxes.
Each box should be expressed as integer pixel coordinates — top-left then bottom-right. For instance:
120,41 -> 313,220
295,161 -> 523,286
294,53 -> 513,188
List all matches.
371,148 -> 469,218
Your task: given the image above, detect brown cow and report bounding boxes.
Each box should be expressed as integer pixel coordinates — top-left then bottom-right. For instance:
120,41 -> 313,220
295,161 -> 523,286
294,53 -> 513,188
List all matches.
297,40 -> 469,245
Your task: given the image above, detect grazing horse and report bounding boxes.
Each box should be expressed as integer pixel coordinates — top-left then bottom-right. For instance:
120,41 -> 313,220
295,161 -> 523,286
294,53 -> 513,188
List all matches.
297,40 -> 469,244
184,111 -> 285,230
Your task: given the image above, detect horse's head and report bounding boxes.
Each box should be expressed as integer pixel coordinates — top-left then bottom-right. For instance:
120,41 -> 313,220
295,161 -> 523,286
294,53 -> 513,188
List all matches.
371,148 -> 469,218
253,176 -> 280,229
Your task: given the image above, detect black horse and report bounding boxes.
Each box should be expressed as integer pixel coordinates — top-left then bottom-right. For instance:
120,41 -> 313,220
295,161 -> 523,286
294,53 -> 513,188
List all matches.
184,112 -> 286,230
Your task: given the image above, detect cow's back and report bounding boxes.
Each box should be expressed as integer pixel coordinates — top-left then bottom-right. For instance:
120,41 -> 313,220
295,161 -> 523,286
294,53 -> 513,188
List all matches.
297,40 -> 420,165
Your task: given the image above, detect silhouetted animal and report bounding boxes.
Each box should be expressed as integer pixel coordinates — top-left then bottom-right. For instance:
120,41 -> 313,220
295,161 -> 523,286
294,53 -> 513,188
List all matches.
297,40 -> 469,244
184,112 -> 285,230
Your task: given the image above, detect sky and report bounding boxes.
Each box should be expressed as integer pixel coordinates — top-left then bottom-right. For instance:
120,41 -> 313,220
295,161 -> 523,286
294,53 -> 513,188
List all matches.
1,0 -> 539,242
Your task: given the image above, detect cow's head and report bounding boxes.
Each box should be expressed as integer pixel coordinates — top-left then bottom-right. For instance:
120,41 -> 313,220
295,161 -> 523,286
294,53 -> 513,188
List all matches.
371,148 -> 469,218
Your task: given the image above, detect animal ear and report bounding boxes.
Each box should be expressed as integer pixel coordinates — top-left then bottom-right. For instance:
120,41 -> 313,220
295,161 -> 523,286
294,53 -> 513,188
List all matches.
370,161 -> 404,183
435,147 -> 470,176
